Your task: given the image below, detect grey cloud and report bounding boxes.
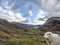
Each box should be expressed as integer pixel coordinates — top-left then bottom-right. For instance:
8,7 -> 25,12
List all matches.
40,0 -> 60,12
0,0 -> 60,24
12,0 -> 60,18
38,18 -> 46,21
12,0 -> 38,10
1,0 -> 60,12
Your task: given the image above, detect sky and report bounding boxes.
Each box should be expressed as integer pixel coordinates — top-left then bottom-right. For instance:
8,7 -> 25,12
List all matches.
0,0 -> 60,25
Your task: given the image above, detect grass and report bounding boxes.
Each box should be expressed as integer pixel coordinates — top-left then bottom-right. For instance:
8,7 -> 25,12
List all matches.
0,24 -> 48,45
4,38 -> 47,45
3,30 -> 48,45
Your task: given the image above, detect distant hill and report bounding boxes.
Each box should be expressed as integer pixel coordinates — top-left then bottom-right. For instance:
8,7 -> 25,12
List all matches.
0,19 -> 24,42
0,19 -> 41,29
12,22 -> 41,29
0,23 -> 20,37
39,17 -> 60,34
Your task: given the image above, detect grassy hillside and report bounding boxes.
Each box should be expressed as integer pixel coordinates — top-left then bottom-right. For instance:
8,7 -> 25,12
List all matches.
38,17 -> 60,34
0,19 -> 47,45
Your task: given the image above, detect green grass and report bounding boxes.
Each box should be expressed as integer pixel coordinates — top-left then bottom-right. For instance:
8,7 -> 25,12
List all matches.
0,25 -> 48,45
4,38 -> 47,45
3,30 -> 48,45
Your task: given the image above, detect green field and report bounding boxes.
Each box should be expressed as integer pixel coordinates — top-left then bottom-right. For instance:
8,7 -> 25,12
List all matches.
2,29 -> 48,45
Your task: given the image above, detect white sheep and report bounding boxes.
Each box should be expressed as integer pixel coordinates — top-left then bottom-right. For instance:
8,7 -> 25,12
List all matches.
44,32 -> 60,45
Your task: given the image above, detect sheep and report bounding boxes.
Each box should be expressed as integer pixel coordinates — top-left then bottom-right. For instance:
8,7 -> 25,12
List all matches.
44,32 -> 60,45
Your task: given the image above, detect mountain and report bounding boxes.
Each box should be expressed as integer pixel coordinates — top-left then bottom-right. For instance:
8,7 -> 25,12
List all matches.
12,22 -> 41,29
39,17 -> 60,34
0,19 -> 24,42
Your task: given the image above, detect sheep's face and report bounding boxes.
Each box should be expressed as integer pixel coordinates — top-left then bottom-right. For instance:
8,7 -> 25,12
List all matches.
44,32 -> 52,39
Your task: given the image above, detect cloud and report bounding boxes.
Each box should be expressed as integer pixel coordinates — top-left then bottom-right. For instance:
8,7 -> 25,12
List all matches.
21,20 -> 45,25
28,11 -> 33,16
1,0 -> 60,12
15,13 -> 26,21
34,0 -> 60,21
0,6 -> 26,22
30,0 -> 60,18
36,10 -> 47,21
40,0 -> 60,12
36,10 -> 46,18
0,0 -> 60,25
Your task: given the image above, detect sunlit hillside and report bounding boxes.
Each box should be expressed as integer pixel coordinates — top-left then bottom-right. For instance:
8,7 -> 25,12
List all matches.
0,19 -> 47,45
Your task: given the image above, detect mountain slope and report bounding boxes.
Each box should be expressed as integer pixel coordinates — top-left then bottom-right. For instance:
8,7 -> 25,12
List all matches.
39,17 -> 60,34
0,19 -> 47,45
0,19 -> 23,43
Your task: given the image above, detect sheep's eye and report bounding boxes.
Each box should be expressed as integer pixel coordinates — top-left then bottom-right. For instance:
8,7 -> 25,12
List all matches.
47,33 -> 51,35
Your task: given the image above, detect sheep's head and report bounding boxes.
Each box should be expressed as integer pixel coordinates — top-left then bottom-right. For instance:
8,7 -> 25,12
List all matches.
44,32 -> 53,39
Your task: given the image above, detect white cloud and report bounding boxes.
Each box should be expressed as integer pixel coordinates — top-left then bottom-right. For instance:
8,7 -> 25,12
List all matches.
15,13 -> 26,21
8,10 -> 15,16
28,11 -> 33,16
34,20 -> 45,25
21,20 -> 45,25
36,10 -> 47,21
0,7 -> 3,11
1,0 -> 14,9
0,6 -> 26,22
36,10 -> 45,18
